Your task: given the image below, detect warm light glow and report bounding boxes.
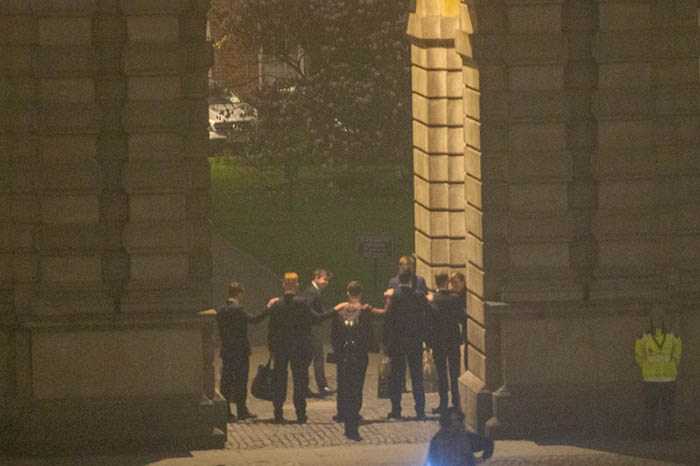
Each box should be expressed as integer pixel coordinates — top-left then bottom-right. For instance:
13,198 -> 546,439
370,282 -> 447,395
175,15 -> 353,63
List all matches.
440,0 -> 459,16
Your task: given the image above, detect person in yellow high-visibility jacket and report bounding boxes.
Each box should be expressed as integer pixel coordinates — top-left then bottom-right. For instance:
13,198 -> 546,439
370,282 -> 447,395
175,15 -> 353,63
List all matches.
635,306 -> 682,440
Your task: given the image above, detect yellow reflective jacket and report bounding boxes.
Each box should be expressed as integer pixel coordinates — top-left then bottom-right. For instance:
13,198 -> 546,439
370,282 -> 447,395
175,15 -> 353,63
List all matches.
635,329 -> 681,382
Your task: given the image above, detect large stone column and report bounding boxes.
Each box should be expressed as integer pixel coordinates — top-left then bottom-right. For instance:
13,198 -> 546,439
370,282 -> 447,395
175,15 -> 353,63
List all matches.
408,0 -> 465,284
0,0 -> 225,454
451,0 -> 700,438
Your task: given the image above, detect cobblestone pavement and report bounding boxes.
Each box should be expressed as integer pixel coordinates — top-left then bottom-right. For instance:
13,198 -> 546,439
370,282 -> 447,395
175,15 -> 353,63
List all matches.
222,346 -> 443,449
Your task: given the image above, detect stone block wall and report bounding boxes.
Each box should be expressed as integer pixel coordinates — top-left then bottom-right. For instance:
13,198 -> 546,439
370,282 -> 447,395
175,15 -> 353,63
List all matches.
0,0 -> 225,453
413,0 -> 700,437
408,0 -> 465,287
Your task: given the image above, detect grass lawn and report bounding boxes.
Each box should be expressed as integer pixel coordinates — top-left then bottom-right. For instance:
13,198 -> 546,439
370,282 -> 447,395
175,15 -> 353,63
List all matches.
210,156 -> 415,307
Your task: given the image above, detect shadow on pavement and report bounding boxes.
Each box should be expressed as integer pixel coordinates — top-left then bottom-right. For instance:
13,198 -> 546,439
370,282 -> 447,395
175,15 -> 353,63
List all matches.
536,432 -> 700,466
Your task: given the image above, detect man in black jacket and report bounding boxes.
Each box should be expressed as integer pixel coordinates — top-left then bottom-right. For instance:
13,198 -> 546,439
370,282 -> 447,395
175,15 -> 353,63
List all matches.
387,255 -> 428,294
428,273 -> 466,415
216,282 -> 271,421
303,268 -> 335,397
424,409 -> 494,466
268,272 -> 336,424
385,268 -> 429,420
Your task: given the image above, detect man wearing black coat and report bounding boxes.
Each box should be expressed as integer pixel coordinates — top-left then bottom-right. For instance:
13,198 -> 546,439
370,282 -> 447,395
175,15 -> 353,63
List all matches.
302,268 -> 335,397
424,409 -> 494,466
267,272 -> 336,424
387,255 -> 428,294
216,282 -> 271,421
330,281 -> 378,440
385,268 -> 430,420
428,273 -> 466,415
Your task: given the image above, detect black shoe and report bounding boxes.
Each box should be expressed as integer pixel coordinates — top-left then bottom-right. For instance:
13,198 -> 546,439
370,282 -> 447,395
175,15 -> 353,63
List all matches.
387,411 -> 401,420
297,415 -> 308,424
238,410 -> 258,420
345,431 -> 362,441
273,413 -> 285,424
482,438 -> 494,460
332,414 -> 344,422
318,386 -> 336,397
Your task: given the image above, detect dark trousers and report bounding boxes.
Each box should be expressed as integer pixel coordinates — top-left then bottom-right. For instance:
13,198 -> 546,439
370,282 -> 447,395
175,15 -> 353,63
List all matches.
310,326 -> 328,390
644,381 -> 676,439
337,354 -> 368,434
389,348 -> 425,416
220,355 -> 250,415
434,345 -> 461,410
272,351 -> 311,419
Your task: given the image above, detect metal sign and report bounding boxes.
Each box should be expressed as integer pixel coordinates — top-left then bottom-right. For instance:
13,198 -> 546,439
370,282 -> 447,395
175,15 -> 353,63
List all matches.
356,235 -> 393,258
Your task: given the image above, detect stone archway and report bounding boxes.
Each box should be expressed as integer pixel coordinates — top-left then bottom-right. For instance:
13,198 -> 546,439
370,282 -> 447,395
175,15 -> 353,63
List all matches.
408,0 -> 700,438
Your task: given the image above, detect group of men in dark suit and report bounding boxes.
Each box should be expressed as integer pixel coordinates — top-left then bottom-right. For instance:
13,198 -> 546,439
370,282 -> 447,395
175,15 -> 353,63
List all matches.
216,257 -> 495,460
380,257 -> 466,420
215,257 -> 469,430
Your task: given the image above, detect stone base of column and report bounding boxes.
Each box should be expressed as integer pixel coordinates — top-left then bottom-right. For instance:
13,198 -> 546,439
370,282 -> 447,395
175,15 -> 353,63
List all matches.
484,382 -> 647,440
4,395 -> 227,455
0,312 -> 227,455
458,370 -> 492,436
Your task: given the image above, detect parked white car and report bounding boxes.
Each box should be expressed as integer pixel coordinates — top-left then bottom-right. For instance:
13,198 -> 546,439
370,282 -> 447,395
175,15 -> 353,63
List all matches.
208,87 -> 255,141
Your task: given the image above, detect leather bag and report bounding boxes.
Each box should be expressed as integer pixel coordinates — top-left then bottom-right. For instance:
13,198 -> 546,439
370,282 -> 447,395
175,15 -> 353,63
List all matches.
251,357 -> 274,401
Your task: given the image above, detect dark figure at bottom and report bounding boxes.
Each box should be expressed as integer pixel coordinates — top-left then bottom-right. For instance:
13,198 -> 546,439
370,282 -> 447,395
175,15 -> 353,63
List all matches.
331,281 -> 378,440
424,409 -> 494,466
216,281 -> 271,421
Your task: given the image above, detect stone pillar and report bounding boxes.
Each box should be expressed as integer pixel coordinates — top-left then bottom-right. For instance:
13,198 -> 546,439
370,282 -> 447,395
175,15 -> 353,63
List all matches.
453,0 -> 509,434
649,0 -> 700,429
450,0 -> 700,438
120,0 -> 212,314
590,1 -> 660,300
407,0 -> 465,285
0,0 -> 225,454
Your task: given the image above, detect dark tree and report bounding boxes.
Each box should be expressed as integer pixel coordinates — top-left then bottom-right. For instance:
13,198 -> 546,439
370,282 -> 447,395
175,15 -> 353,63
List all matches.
210,0 -> 413,200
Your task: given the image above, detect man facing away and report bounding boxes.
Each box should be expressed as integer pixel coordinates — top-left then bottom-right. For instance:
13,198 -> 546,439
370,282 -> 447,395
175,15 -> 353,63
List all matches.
267,272 -> 336,424
427,272 -> 466,416
216,282 -> 271,421
330,281 -> 379,441
635,305 -> 682,440
385,268 -> 430,420
302,268 -> 335,397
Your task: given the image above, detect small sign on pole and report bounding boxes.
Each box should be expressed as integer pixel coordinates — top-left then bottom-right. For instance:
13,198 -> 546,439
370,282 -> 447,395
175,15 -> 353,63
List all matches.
356,236 -> 393,259
356,235 -> 394,299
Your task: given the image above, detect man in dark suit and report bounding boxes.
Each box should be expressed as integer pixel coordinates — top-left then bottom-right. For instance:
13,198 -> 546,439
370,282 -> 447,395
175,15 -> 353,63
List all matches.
267,272 -> 336,424
216,282 -> 271,421
387,255 -> 428,294
302,268 -> 335,397
385,268 -> 430,420
427,273 -> 466,415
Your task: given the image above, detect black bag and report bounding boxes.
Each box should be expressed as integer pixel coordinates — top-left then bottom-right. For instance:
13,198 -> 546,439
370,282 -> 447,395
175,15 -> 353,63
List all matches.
377,355 -> 391,399
251,357 -> 274,401
326,352 -> 338,364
